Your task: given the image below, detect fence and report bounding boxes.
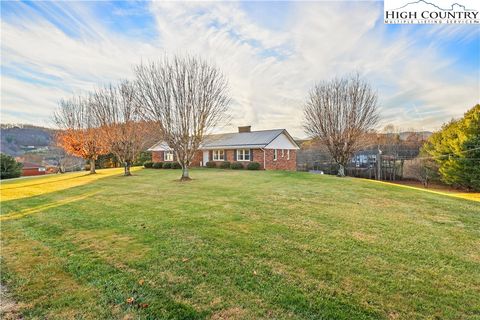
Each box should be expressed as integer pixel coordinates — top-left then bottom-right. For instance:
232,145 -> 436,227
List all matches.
297,148 -> 413,181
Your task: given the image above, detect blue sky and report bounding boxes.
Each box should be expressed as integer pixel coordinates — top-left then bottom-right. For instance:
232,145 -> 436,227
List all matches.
1,0 -> 479,137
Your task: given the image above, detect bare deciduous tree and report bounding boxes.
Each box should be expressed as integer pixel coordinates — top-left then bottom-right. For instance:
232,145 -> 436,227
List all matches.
50,147 -> 83,173
54,96 -> 108,174
381,124 -> 401,156
134,56 -> 230,180
403,157 -> 439,188
92,81 -> 157,176
303,74 -> 380,176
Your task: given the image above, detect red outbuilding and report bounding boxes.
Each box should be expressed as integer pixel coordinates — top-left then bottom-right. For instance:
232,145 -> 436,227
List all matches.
21,162 -> 47,177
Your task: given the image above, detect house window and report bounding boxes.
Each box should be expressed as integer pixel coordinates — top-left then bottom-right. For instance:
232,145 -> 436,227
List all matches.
237,149 -> 250,161
164,151 -> 174,161
281,149 -> 284,157
273,149 -> 277,161
287,150 -> 290,160
213,150 -> 224,161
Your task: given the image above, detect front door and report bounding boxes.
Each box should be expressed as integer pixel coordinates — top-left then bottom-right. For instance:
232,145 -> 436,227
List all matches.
202,150 -> 209,166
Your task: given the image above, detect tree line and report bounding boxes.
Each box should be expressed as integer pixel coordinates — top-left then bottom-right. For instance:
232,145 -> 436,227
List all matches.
54,55 -> 230,180
51,53 -> 478,189
54,58 -> 379,181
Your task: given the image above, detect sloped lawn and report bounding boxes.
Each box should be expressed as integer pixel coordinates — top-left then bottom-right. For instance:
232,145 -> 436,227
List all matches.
1,168 -> 479,319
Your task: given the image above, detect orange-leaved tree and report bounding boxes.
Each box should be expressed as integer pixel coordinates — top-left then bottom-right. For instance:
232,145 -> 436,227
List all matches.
92,81 -> 158,176
54,96 -> 109,174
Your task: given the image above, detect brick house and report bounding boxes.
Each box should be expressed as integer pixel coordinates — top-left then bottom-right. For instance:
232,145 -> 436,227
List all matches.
148,126 -> 300,170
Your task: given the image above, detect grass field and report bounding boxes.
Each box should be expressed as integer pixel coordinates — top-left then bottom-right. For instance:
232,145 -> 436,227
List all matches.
1,168 -> 479,319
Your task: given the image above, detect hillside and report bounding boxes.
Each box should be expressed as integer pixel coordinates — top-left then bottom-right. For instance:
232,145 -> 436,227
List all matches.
0,124 -> 56,156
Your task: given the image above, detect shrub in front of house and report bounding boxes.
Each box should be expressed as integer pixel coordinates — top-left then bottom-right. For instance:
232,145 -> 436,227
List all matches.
247,162 -> 261,170
171,162 -> 182,169
230,162 -> 243,170
162,162 -> 172,169
134,151 -> 152,166
152,162 -> 163,169
220,161 -> 230,169
144,161 -> 154,168
206,161 -> 216,168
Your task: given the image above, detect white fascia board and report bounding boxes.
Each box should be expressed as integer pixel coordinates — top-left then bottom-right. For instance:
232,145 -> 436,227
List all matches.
265,132 -> 300,150
147,141 -> 172,151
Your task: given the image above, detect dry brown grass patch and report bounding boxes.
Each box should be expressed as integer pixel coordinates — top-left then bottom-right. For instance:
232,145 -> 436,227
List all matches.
210,307 -> 246,320
67,229 -> 149,269
352,231 -> 377,243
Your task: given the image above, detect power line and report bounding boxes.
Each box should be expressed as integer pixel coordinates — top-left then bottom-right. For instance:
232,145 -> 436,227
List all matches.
413,146 -> 480,160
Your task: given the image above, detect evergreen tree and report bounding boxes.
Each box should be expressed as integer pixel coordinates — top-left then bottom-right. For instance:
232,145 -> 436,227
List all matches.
0,153 -> 23,179
422,105 -> 480,190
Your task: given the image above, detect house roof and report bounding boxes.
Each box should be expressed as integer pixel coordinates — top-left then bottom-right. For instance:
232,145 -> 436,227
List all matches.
21,162 -> 45,169
148,141 -> 171,151
201,129 -> 284,149
148,129 -> 299,151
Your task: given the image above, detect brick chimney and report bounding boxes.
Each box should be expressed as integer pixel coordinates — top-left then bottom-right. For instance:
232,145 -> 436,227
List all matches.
238,126 -> 251,133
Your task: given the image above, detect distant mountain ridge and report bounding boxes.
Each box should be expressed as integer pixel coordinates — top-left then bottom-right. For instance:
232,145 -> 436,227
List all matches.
0,124 -> 56,156
398,131 -> 432,140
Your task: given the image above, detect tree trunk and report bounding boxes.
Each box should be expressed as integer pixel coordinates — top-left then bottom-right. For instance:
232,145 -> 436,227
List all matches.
124,161 -> 131,176
89,158 -> 96,174
337,163 -> 345,177
180,164 -> 191,181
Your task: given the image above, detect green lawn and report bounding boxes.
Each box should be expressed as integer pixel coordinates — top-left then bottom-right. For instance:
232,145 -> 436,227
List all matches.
1,168 -> 479,319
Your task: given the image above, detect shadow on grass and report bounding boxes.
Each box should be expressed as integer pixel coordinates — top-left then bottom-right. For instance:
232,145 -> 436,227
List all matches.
0,168 -> 142,202
0,191 -> 100,221
1,172 -> 93,189
1,178 -> 208,319
1,170 -> 384,319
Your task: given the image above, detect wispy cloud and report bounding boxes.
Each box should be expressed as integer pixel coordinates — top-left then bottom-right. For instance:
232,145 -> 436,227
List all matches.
1,1 -> 478,136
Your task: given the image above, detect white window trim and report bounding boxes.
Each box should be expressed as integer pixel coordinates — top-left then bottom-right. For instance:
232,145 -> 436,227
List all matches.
164,151 -> 174,161
287,149 -> 290,160
273,149 -> 277,161
281,149 -> 285,157
213,150 -> 224,161
237,149 -> 251,161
